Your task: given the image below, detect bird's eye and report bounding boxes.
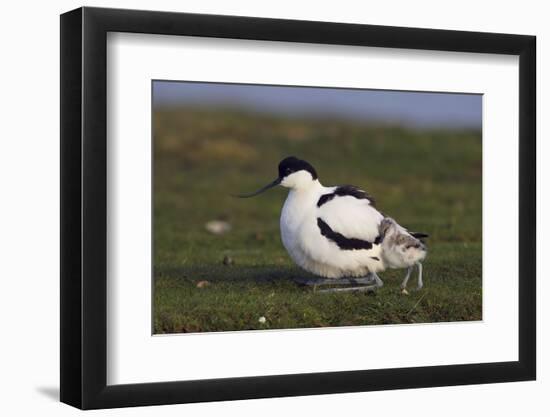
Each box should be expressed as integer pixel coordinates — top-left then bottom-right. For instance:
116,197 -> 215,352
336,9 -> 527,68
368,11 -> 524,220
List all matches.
285,168 -> 292,174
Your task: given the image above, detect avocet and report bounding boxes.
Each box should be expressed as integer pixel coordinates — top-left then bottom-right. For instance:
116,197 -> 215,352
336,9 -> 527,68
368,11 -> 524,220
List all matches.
237,156 -> 428,292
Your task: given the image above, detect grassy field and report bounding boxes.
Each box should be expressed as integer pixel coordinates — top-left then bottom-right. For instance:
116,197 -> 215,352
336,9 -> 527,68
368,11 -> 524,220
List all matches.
153,108 -> 482,333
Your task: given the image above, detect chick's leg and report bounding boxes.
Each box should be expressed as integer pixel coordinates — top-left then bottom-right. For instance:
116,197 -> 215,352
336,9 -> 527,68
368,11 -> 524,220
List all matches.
400,266 -> 413,290
416,262 -> 423,290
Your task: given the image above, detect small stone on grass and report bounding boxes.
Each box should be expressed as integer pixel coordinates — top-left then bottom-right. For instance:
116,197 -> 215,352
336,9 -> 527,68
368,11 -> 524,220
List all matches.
205,220 -> 231,235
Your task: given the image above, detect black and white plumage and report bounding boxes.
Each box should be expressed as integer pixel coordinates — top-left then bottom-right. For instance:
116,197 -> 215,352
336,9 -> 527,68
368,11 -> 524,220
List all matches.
237,156 -> 428,290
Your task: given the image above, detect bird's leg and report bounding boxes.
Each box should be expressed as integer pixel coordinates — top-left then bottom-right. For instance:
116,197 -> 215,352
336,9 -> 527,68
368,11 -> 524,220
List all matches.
416,262 -> 423,290
317,285 -> 379,293
328,272 -> 382,294
315,273 -> 379,293
400,266 -> 413,291
297,277 -> 376,287
371,272 -> 384,288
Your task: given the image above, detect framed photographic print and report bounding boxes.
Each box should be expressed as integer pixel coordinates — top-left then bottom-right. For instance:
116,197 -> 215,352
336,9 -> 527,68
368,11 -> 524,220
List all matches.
60,6 -> 536,409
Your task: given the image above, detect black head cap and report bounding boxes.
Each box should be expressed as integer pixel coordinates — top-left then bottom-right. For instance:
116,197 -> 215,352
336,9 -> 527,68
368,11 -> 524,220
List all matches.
278,156 -> 318,180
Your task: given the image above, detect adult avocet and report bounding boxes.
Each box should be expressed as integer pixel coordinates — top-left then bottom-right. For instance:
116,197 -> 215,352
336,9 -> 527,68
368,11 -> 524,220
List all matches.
237,156 -> 428,292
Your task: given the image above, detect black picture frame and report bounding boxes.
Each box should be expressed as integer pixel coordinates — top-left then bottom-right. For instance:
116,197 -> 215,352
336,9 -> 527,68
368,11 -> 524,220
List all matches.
60,6 -> 536,410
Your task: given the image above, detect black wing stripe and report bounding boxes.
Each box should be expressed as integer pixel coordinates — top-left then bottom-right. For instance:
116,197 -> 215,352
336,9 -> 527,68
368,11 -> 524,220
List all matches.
317,185 -> 376,207
411,232 -> 429,239
317,193 -> 336,207
317,218 -> 378,251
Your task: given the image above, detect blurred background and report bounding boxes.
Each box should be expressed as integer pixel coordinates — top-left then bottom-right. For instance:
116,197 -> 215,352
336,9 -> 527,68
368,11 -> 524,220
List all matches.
153,81 -> 481,128
153,80 -> 482,333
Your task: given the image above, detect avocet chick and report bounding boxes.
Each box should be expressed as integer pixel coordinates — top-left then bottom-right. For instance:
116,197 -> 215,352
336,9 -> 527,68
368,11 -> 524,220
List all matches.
378,217 -> 428,294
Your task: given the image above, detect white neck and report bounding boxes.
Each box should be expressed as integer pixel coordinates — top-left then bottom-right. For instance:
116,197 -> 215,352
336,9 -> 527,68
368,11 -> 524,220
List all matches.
290,179 -> 323,194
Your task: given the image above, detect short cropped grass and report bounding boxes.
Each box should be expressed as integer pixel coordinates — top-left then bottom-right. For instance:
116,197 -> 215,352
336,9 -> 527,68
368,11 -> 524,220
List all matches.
153,108 -> 482,333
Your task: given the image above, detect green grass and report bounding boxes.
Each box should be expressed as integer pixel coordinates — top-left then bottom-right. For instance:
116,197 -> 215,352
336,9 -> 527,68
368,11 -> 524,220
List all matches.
153,108 -> 482,333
